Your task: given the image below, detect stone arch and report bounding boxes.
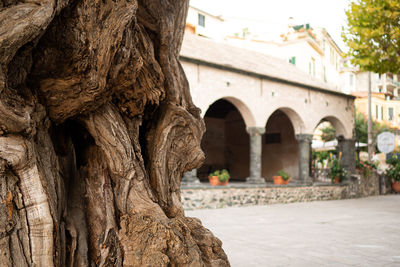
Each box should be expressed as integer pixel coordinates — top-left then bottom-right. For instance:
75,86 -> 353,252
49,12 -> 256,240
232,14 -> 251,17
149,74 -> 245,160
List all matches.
262,108 -> 304,182
315,115 -> 349,139
264,107 -> 305,135
312,115 -> 356,178
203,96 -> 256,128
199,98 -> 251,181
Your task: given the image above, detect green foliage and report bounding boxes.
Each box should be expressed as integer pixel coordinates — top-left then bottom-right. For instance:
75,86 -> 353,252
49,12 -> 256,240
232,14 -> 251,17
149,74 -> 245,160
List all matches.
209,169 -> 230,182
385,155 -> 400,182
218,169 -> 230,182
356,159 -> 378,178
209,170 -> 220,177
329,154 -> 347,182
343,0 -> 400,73
312,150 -> 330,169
320,124 -> 336,142
277,170 -> 290,181
355,111 -> 393,150
356,160 -> 378,170
355,112 -> 368,144
313,150 -> 330,163
387,154 -> 400,166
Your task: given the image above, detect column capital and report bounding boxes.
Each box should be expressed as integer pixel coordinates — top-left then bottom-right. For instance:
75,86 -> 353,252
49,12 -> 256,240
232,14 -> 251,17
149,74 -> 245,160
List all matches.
338,137 -> 356,142
336,135 -> 345,141
246,127 -> 265,136
295,134 -> 313,142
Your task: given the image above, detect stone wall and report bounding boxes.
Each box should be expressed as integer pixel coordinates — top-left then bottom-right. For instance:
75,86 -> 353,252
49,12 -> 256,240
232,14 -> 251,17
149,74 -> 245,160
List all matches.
181,172 -> 382,210
352,171 -> 380,198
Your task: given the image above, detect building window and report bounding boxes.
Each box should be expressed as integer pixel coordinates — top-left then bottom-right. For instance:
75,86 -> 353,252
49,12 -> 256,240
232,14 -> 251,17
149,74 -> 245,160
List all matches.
198,13 -> 205,27
389,107 -> 394,121
265,133 -> 281,144
289,56 -> 296,65
324,67 -> 327,82
376,105 -> 383,120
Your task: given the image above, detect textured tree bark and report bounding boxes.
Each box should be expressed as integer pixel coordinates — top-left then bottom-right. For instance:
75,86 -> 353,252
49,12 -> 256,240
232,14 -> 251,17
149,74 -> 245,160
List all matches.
0,0 -> 229,266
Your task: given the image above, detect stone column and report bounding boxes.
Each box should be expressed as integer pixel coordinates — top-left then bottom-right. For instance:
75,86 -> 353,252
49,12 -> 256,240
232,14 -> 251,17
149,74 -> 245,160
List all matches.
181,169 -> 200,186
296,134 -> 313,185
337,136 -> 356,176
246,127 -> 266,184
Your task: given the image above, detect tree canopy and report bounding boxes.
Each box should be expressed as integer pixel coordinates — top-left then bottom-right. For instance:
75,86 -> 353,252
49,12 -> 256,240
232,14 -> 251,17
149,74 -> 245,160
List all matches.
320,123 -> 336,142
355,111 -> 393,149
343,0 -> 400,73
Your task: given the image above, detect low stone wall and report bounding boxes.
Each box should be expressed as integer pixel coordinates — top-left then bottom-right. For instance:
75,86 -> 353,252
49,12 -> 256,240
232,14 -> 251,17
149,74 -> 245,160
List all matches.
181,172 -> 382,210
352,171 -> 380,197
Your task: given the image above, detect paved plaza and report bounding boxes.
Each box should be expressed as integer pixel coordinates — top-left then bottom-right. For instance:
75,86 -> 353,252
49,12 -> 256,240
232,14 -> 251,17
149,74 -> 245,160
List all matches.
186,195 -> 400,267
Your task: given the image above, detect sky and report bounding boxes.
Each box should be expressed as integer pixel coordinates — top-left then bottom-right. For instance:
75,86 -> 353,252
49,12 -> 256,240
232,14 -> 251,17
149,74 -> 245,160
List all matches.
190,0 -> 352,51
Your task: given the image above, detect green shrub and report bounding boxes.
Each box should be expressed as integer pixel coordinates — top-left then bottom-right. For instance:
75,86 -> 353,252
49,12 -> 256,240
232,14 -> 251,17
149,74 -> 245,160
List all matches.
277,170 -> 290,181
385,155 -> 400,182
330,156 -> 346,182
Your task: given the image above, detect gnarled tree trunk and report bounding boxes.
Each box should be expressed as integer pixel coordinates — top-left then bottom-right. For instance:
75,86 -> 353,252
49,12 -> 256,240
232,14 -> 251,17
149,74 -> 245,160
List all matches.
0,0 -> 229,266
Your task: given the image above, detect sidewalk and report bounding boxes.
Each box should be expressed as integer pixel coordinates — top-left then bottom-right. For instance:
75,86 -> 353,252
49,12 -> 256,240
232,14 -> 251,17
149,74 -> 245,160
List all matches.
186,195 -> 400,267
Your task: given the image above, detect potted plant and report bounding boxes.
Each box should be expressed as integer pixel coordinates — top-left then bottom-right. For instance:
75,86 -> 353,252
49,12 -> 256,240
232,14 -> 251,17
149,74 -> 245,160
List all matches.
208,169 -> 230,186
218,169 -> 230,186
273,170 -> 290,185
330,155 -> 346,184
385,155 -> 400,193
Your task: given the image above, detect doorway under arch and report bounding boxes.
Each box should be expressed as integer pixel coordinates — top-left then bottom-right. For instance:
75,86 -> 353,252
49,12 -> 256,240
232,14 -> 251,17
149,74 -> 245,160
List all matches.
198,99 -> 250,181
262,109 -> 299,182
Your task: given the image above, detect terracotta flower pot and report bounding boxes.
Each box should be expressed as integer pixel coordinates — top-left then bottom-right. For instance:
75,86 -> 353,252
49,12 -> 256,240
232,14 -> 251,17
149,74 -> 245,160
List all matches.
218,180 -> 229,186
273,176 -> 289,185
209,176 -> 229,186
209,176 -> 219,186
333,177 -> 340,184
392,181 -> 400,193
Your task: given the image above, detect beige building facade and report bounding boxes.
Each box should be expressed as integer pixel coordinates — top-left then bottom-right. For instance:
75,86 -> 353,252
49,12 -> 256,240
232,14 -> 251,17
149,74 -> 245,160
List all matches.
185,6 -> 224,40
341,58 -> 400,129
225,24 -> 343,92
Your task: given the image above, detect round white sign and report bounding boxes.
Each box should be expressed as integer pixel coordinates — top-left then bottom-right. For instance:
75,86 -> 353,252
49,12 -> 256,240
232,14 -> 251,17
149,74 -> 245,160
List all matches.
377,132 -> 395,154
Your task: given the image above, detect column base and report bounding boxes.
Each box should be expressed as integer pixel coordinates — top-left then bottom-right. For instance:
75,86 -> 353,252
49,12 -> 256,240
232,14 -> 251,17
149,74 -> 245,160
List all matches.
181,170 -> 201,187
181,177 -> 201,186
246,177 -> 266,184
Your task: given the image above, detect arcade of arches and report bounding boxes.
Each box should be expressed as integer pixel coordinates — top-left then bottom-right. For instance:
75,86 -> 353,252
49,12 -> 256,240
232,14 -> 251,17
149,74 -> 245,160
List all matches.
182,99 -> 356,185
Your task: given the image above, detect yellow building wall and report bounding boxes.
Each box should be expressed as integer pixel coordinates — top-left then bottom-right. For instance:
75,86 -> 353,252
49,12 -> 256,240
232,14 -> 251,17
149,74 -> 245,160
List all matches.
355,95 -> 400,129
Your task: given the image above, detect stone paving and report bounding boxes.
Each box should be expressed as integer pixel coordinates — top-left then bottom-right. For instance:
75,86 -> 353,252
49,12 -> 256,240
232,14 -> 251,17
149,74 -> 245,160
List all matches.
186,195 -> 400,267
